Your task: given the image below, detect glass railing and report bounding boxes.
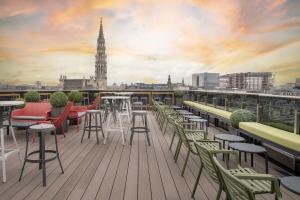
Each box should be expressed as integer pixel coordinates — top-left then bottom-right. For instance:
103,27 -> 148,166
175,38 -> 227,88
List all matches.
184,90 -> 300,133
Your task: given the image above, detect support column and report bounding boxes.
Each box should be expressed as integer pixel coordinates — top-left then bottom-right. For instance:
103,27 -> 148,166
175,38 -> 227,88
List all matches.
294,109 -> 299,134
225,98 -> 228,111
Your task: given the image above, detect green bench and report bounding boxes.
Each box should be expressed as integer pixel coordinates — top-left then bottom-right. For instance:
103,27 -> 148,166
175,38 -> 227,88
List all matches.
183,101 -> 232,126
239,122 -> 300,171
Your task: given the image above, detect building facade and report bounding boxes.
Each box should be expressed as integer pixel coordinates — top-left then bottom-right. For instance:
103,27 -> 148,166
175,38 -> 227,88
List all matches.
192,73 -> 219,89
220,72 -> 273,92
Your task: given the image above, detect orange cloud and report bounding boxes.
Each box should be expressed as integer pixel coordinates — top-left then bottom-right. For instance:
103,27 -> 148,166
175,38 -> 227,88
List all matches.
50,0 -> 125,26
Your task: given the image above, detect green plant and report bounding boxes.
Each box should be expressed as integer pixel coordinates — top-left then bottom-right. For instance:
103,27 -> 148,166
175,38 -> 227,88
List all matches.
175,90 -> 185,98
15,98 -> 25,108
94,93 -> 99,98
24,91 -> 40,102
230,109 -> 256,129
50,92 -> 68,107
68,91 -> 83,103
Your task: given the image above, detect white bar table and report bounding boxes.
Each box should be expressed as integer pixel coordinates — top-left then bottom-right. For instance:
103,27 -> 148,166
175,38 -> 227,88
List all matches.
0,101 -> 24,182
101,96 -> 131,145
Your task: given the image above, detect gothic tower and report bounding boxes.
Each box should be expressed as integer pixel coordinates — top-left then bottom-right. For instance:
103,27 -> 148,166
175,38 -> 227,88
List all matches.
95,18 -> 107,89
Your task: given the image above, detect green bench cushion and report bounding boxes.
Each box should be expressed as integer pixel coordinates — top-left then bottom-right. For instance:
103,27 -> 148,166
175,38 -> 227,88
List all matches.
184,101 -> 232,120
239,122 -> 300,152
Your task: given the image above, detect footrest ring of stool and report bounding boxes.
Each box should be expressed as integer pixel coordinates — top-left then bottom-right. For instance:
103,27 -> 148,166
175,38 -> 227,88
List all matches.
26,150 -> 58,163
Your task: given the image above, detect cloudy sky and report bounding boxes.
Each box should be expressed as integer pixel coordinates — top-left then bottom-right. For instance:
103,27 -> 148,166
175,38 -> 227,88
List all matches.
0,0 -> 300,86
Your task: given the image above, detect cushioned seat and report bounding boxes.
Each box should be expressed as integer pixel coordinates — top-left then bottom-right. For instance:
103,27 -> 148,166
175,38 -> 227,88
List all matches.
239,122 -> 300,153
184,101 -> 232,120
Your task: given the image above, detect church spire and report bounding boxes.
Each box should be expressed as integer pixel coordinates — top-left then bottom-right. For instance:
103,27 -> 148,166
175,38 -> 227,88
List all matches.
99,17 -> 104,39
95,17 -> 107,89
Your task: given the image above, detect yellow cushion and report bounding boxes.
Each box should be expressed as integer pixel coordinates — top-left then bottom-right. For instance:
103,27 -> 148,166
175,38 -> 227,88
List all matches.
239,122 -> 300,152
184,101 -> 232,120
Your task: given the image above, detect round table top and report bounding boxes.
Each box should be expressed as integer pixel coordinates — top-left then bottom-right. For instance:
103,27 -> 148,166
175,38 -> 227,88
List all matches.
29,123 -> 55,132
171,106 -> 181,109
178,110 -> 193,115
190,118 -> 207,123
0,101 -> 24,107
185,115 -> 202,119
229,142 -> 266,153
215,134 -> 245,142
280,176 -> 300,195
101,96 -> 130,100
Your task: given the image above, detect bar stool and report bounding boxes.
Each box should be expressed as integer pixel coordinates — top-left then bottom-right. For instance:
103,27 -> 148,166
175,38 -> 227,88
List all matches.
81,110 -> 104,144
130,111 -> 150,145
19,123 -> 64,187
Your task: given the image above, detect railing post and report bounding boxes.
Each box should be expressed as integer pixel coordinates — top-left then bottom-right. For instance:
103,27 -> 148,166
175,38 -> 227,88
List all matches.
294,109 -> 299,134
240,95 -> 245,109
213,97 -> 217,108
256,97 -> 261,122
225,98 -> 228,111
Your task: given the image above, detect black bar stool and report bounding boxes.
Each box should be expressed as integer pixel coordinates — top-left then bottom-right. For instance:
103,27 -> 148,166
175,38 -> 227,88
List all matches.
19,123 -> 64,187
81,110 -> 104,144
130,111 -> 150,145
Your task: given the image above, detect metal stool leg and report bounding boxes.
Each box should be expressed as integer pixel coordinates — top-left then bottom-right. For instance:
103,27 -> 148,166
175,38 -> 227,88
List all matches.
81,114 -> 88,143
130,114 -> 136,145
100,113 -> 105,139
19,130 -> 29,181
88,113 -> 91,139
55,131 -> 64,173
95,113 -> 99,145
40,132 -> 46,187
144,114 -> 150,146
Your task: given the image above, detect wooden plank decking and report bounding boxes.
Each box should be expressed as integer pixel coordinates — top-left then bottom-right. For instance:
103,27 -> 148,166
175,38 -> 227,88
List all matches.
0,112 -> 299,200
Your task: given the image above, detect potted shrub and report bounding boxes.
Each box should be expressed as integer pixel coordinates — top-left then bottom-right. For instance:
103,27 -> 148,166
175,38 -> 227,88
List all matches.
68,91 -> 83,105
230,109 -> 256,134
24,91 -> 40,102
174,90 -> 185,106
50,92 -> 68,134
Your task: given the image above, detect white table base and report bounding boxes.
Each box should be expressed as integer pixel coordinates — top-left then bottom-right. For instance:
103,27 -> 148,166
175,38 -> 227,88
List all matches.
104,111 -> 128,145
0,126 -> 22,182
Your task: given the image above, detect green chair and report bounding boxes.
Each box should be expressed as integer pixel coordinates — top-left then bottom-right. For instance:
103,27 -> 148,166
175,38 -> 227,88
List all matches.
192,140 -> 231,199
213,156 -> 282,200
168,114 -> 187,150
174,122 -> 207,176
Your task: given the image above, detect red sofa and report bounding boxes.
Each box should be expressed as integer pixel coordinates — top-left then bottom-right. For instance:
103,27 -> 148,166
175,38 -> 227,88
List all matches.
12,102 -> 51,121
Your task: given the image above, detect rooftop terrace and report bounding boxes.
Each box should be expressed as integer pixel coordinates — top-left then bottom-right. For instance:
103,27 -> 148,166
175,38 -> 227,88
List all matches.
0,111 -> 299,200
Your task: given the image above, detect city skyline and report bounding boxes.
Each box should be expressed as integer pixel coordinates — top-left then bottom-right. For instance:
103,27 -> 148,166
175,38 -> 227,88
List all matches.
1,0 -> 300,86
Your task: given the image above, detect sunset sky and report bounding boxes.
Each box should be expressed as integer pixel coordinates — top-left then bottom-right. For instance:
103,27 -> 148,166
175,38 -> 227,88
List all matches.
1,0 -> 300,86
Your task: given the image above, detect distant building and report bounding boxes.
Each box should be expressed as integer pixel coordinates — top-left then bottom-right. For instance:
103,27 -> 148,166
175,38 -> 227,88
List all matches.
220,72 -> 273,92
58,75 -> 96,90
192,73 -> 219,89
58,18 -> 107,90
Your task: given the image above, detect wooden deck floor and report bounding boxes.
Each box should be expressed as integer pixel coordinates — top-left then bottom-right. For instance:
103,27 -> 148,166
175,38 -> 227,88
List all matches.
0,112 -> 299,200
